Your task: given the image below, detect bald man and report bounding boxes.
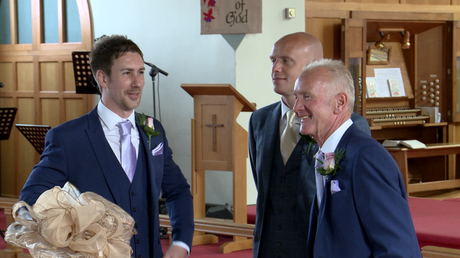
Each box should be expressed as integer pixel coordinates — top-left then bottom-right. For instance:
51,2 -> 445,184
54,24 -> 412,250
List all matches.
248,32 -> 370,258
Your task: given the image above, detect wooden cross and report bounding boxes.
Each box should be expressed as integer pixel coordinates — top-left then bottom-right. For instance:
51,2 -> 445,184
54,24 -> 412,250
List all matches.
205,114 -> 224,152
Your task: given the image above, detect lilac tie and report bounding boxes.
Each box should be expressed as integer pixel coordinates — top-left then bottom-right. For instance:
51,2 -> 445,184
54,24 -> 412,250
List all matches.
118,120 -> 136,182
315,150 -> 325,206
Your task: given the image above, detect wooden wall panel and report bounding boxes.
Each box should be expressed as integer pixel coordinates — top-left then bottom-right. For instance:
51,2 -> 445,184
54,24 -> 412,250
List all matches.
40,62 -> 59,91
17,63 -> 34,91
65,98 -> 87,121
0,63 -> 14,91
41,99 -> 60,127
17,98 -> 38,196
348,0 -> 400,3
306,18 -> 342,59
405,0 -> 451,4
309,0 -> 342,2
0,0 -> 94,197
64,61 -> 76,92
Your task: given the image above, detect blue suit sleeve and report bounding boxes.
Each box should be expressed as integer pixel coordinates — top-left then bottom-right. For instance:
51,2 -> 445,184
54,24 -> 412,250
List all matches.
20,128 -> 68,205
353,144 -> 420,257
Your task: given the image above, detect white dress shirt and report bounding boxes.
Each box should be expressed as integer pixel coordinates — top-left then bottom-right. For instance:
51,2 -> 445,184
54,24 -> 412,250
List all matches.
97,101 -> 140,161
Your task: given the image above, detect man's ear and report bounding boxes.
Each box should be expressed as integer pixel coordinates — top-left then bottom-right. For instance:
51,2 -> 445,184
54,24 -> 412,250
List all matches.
334,92 -> 348,114
96,70 -> 109,90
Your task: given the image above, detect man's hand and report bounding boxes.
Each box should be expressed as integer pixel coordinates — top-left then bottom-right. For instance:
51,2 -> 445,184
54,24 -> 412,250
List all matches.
163,245 -> 188,258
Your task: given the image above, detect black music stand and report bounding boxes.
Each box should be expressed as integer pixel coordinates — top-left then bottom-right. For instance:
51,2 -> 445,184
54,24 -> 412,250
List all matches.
0,108 -> 17,197
15,124 -> 51,155
71,51 -> 100,95
0,107 -> 17,140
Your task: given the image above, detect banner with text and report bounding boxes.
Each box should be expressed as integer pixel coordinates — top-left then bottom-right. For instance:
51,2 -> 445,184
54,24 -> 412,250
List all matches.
201,0 -> 262,34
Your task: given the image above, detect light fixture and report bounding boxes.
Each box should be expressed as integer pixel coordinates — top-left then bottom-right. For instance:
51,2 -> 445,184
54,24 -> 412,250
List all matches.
401,31 -> 410,49
375,28 -> 410,50
375,32 -> 390,49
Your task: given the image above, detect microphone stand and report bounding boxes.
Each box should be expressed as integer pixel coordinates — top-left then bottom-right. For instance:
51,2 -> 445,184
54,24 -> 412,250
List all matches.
144,62 -> 168,120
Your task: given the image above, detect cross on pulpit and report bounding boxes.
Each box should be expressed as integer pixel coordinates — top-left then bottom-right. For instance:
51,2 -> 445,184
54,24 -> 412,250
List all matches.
205,114 -> 224,152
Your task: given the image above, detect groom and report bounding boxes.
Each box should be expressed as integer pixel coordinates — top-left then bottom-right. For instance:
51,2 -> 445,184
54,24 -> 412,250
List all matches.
20,35 -> 194,258
293,59 -> 421,257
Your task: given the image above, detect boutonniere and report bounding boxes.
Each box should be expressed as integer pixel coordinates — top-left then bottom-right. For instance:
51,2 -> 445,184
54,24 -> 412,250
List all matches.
316,149 -> 346,176
300,134 -> 317,155
136,113 -> 160,149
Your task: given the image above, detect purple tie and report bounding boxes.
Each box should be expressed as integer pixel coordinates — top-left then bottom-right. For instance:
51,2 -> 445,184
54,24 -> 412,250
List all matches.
315,150 -> 325,206
118,120 -> 136,182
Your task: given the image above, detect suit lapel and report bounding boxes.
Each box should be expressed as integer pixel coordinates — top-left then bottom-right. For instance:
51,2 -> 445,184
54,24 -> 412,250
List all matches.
85,107 -> 124,204
136,114 -> 163,196
315,124 -> 357,229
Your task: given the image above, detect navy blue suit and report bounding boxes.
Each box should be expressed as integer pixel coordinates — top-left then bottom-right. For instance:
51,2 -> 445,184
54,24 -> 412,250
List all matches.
249,102 -> 370,258
20,107 -> 194,258
307,123 -> 421,258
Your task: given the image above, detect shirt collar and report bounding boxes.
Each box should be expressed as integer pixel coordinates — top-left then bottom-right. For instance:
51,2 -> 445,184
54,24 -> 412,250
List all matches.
280,98 -> 293,119
97,100 -> 136,130
321,119 -> 353,153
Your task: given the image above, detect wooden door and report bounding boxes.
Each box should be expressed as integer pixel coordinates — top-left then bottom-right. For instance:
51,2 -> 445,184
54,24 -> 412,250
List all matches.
0,0 -> 94,197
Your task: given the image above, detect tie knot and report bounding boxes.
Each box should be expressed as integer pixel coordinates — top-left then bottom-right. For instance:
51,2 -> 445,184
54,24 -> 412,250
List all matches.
286,110 -> 296,125
315,150 -> 324,169
118,120 -> 132,136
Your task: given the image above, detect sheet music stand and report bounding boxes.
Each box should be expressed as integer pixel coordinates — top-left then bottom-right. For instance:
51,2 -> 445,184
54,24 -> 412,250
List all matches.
15,124 -> 51,155
71,51 -> 100,95
0,107 -> 17,141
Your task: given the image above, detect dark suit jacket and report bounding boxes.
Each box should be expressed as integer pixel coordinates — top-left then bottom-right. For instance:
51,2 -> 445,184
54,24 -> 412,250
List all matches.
307,124 -> 421,258
249,102 -> 370,258
20,107 -> 194,258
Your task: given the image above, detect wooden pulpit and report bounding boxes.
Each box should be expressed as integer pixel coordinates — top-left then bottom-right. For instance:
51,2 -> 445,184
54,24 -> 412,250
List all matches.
181,84 -> 256,253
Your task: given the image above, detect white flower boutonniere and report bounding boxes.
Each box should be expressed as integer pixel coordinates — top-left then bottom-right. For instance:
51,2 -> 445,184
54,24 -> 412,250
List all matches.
316,149 -> 346,176
136,113 -> 160,149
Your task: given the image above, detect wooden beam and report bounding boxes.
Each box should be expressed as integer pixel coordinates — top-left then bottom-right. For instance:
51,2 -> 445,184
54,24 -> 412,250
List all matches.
305,1 -> 460,20
159,214 -> 255,238
408,179 -> 460,193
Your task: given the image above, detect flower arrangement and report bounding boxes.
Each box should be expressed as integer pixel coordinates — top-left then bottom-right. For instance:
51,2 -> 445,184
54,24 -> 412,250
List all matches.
136,113 -> 160,149
316,149 -> 346,176
5,182 -> 136,258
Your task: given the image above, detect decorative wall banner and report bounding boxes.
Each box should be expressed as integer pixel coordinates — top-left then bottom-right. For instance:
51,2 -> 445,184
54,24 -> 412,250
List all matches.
201,0 -> 262,35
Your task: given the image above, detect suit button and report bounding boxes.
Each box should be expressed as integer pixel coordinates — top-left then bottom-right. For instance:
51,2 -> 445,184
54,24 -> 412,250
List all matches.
280,176 -> 286,182
135,223 -> 139,228
279,193 -> 284,198
277,209 -> 282,214
138,255 -> 142,258
277,225 -> 282,230
137,239 -> 140,244
277,241 -> 282,246
131,192 -> 135,196
133,207 -> 137,212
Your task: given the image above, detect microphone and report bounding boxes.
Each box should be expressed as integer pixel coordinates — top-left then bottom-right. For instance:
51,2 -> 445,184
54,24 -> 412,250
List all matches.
144,61 -> 168,76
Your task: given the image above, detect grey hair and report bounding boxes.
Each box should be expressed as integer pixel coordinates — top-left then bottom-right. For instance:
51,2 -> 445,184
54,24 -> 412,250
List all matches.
302,59 -> 355,111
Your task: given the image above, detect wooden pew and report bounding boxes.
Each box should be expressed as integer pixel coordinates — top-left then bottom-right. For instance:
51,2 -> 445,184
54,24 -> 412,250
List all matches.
422,246 -> 460,258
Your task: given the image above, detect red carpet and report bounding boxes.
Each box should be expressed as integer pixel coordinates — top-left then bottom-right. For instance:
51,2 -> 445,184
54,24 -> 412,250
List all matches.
162,236 -> 253,258
408,197 -> 460,249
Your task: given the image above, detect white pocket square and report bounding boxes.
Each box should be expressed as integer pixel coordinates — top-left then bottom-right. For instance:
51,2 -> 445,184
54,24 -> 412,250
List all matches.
151,142 -> 164,156
330,180 -> 341,194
